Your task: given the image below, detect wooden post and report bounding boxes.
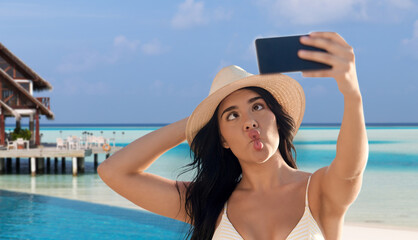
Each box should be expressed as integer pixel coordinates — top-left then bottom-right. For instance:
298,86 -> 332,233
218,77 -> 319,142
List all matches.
72,157 -> 77,176
94,153 -> 98,170
35,110 -> 40,146
29,115 -> 35,145
16,158 -> 20,173
0,84 -> 2,145
77,157 -> 85,173
46,157 -> 51,173
54,157 -> 58,173
16,120 -> 21,130
30,157 -> 36,176
0,110 -> 4,145
36,158 -> 45,174
61,157 -> 66,173
0,158 -> 4,174
6,158 -> 11,173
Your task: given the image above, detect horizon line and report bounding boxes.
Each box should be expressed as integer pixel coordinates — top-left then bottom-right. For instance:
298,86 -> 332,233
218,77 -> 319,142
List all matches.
5,122 -> 418,127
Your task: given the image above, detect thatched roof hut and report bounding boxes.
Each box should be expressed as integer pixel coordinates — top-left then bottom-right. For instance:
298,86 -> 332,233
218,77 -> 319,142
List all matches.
0,42 -> 54,146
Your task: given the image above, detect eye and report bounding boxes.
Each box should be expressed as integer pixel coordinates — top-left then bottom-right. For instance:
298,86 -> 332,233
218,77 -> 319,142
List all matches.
253,103 -> 264,111
226,112 -> 239,121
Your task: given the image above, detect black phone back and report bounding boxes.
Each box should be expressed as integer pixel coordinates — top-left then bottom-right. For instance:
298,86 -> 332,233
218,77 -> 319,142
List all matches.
255,35 -> 332,74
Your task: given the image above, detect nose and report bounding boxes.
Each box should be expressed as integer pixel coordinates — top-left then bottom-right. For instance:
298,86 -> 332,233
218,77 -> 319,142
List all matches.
244,116 -> 258,131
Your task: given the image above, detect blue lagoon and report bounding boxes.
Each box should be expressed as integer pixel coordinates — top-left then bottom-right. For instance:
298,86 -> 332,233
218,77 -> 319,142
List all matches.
1,124 -> 418,239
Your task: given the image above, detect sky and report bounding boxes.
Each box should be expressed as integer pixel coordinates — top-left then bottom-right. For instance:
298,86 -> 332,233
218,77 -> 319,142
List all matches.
1,0 -> 417,124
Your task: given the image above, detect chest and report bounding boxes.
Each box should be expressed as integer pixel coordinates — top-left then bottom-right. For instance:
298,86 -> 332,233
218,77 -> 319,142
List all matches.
225,188 -> 306,240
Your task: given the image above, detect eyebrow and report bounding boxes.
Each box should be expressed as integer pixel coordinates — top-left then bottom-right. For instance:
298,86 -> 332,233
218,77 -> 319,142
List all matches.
220,96 -> 263,119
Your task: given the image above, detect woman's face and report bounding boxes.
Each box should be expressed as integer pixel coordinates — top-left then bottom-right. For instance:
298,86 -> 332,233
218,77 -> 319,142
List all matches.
217,89 -> 280,164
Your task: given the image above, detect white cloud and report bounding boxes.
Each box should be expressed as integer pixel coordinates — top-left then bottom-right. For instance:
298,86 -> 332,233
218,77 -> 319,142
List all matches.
81,81 -> 110,95
141,39 -> 167,56
57,51 -> 101,73
58,35 -> 140,73
171,0 -> 232,29
171,0 -> 207,29
213,7 -> 233,21
240,35 -> 263,61
412,20 -> 418,39
57,36 -> 168,73
387,0 -> 415,9
114,35 -> 140,51
59,77 -> 111,96
106,35 -> 141,64
255,0 -> 367,25
0,2 -> 118,19
254,0 -> 416,25
148,79 -> 164,97
401,20 -> 418,58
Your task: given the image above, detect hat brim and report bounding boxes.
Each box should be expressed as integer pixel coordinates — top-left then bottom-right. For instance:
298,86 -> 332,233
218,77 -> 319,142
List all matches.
186,73 -> 305,145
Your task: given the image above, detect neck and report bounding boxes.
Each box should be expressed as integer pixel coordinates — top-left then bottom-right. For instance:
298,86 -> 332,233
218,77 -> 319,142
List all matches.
237,151 -> 297,192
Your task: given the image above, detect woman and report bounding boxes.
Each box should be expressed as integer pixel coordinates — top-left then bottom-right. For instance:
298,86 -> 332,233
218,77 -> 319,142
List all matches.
98,32 -> 368,240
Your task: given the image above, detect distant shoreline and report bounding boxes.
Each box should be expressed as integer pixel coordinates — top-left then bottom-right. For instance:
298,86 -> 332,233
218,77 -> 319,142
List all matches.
5,122 -> 418,127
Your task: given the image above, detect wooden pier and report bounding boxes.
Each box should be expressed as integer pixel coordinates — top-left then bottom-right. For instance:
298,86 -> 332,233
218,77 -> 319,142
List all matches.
0,146 -> 122,176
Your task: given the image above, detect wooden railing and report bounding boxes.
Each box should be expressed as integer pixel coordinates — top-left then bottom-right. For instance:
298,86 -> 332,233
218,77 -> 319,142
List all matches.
36,97 -> 50,110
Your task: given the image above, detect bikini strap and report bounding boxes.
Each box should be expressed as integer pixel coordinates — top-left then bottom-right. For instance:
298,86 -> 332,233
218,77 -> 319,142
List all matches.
305,175 -> 312,206
223,202 -> 228,215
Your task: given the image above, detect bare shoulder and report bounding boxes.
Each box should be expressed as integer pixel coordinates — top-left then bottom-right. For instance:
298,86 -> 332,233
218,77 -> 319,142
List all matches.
289,169 -> 313,188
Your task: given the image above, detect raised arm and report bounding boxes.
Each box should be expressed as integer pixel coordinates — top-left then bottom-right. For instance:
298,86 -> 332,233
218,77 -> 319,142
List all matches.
97,117 -> 190,223
298,32 -> 369,211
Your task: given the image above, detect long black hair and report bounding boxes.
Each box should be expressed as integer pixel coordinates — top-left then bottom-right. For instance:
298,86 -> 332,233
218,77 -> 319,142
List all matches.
178,86 -> 297,240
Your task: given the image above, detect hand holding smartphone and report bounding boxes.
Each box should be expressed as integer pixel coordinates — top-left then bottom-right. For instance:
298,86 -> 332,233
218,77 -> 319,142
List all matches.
255,35 -> 332,74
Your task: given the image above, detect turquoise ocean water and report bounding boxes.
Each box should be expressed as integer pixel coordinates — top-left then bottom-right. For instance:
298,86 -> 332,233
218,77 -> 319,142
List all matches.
1,124 -> 417,238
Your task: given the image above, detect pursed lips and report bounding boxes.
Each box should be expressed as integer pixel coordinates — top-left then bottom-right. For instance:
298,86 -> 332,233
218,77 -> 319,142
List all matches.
248,129 -> 261,143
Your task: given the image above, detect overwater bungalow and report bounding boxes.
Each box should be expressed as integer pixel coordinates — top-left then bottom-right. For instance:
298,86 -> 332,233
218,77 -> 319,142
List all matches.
0,42 -> 54,147
0,43 -> 121,176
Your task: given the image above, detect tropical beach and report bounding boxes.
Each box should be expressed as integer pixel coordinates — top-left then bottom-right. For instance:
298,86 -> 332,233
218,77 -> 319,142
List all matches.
2,1 -> 418,239
1,124 -> 418,239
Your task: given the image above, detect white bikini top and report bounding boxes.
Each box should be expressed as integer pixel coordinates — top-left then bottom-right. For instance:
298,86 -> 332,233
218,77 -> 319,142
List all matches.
212,176 -> 325,239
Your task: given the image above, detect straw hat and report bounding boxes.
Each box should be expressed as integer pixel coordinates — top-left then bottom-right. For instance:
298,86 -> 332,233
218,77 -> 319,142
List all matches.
186,65 -> 305,145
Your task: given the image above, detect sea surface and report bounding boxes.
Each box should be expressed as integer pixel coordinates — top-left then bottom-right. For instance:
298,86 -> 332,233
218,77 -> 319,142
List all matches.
1,124 -> 417,238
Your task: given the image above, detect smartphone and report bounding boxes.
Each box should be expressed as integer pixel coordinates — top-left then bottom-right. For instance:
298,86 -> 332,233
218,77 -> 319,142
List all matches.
255,35 -> 332,74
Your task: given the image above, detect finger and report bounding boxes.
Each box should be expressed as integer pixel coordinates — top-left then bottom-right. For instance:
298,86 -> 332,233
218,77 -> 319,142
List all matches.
298,49 -> 340,66
309,32 -> 350,47
302,69 -> 334,78
300,35 -> 349,56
